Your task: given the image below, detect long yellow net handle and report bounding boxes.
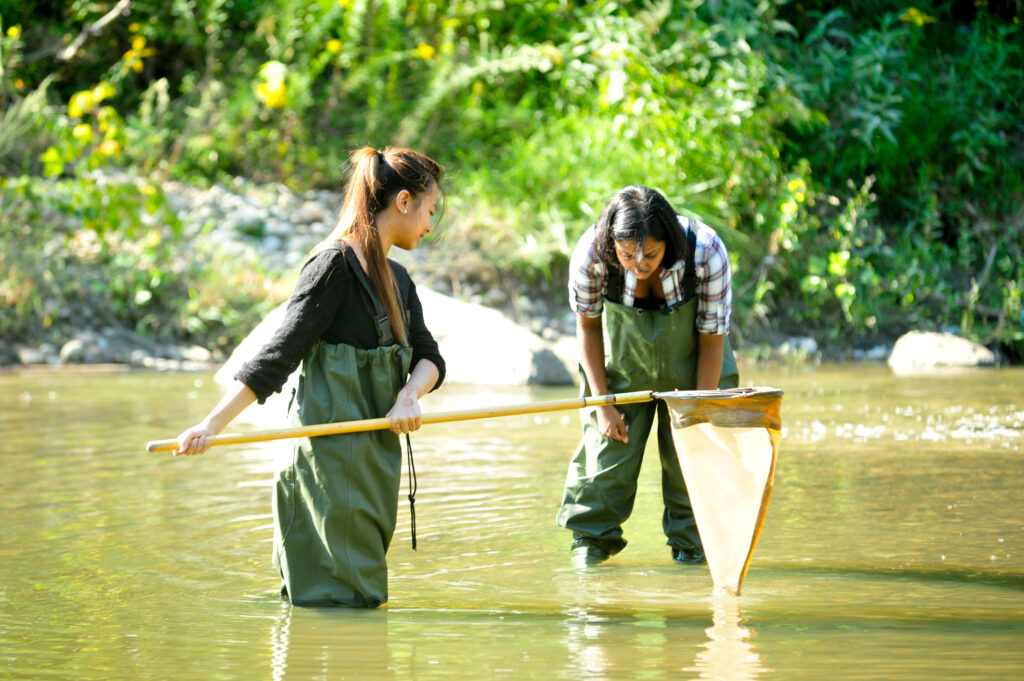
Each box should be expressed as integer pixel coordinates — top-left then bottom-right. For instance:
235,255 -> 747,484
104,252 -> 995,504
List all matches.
146,390 -> 655,453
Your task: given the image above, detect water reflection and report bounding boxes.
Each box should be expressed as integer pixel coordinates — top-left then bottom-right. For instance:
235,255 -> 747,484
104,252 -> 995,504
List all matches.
268,600 -> 764,681
562,613 -> 615,679
271,604 -> 393,680
558,599 -> 767,681
685,597 -> 767,681
3,366 -> 1023,681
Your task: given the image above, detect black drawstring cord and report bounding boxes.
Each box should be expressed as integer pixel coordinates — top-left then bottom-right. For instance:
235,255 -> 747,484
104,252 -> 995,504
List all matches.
405,433 -> 417,550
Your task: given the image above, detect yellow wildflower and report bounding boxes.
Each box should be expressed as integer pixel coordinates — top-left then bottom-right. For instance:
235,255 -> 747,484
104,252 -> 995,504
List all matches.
6,25 -> 21,38
127,36 -> 155,59
72,124 -> 93,143
129,23 -> 141,33
68,90 -> 96,118
257,83 -> 287,107
96,139 -> 123,156
121,35 -> 155,73
326,39 -> 342,53
93,81 -> 116,102
257,61 -> 288,108
414,43 -> 435,61
96,106 -> 118,133
899,8 -> 937,26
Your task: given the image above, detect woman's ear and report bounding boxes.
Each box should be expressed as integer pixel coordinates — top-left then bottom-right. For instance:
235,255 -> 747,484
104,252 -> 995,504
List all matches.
394,189 -> 412,215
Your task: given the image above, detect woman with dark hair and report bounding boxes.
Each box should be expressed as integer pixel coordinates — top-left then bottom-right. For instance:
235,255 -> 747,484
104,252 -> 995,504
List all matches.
172,146 -> 446,607
557,185 -> 738,567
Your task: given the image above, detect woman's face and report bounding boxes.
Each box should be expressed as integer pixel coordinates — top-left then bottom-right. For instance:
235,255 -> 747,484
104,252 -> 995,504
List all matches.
614,237 -> 666,280
393,183 -> 439,250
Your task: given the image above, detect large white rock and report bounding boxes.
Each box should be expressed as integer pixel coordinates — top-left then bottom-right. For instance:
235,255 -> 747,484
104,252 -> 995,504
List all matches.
417,287 -> 573,386
887,331 -> 996,375
214,288 -> 576,425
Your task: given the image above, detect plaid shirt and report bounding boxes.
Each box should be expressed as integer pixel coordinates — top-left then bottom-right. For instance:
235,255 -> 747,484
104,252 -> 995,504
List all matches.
569,216 -> 732,334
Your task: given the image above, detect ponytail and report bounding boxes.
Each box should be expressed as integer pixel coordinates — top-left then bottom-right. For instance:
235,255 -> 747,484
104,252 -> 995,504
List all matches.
320,146 -> 444,346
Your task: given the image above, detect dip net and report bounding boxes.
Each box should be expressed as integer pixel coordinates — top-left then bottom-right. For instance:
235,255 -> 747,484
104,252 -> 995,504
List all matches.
655,387 -> 784,596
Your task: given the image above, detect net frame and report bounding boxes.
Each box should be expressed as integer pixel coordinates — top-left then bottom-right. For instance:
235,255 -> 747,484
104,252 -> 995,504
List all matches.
655,387 -> 783,595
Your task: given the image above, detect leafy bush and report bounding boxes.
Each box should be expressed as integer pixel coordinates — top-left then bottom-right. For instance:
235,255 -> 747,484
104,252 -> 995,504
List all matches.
775,3 -> 1023,355
1,0 -> 1021,360
0,174 -> 277,354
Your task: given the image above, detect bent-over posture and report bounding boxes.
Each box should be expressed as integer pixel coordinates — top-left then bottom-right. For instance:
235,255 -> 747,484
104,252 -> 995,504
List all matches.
557,185 -> 738,567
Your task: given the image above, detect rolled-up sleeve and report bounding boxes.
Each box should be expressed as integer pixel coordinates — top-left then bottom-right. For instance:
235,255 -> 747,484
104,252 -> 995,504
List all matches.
405,278 -> 446,391
696,232 -> 732,335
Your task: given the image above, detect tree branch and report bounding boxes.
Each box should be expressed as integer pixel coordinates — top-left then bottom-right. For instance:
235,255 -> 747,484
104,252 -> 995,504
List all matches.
57,0 -> 133,62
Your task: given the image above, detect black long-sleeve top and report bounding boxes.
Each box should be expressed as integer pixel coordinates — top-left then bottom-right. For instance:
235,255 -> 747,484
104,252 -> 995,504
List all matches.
235,247 -> 446,404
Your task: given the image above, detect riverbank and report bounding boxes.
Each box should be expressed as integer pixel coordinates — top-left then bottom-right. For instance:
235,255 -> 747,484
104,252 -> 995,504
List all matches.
1,173 -> 1002,379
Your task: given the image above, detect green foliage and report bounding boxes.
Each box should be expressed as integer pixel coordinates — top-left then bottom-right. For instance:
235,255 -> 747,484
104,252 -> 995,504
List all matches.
775,3 -> 1024,355
407,1 -> 807,293
0,175 -> 276,354
2,0 -> 1022,360
0,76 -> 55,174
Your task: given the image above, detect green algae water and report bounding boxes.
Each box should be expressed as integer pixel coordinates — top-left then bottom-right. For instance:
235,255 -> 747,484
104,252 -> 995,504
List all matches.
1,364 -> 1022,680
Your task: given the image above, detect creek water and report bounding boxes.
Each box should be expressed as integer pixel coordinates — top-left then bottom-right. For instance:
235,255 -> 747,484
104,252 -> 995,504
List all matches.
1,364 -> 1021,680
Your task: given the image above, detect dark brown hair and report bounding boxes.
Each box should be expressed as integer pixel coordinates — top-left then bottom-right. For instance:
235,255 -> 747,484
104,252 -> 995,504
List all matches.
321,146 -> 444,346
593,185 -> 687,270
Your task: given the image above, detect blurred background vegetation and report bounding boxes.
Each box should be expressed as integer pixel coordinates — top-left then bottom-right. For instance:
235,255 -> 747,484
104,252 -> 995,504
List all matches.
1,0 -> 1022,361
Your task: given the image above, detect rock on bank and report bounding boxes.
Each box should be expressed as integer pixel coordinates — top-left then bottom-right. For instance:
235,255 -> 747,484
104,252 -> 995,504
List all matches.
215,289 -> 577,425
887,330 -> 997,374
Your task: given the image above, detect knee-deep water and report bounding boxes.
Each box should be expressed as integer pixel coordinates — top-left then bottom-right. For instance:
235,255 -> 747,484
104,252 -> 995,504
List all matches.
1,364 -> 1021,680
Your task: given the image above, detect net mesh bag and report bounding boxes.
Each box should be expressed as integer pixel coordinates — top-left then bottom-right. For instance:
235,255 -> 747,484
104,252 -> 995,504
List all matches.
655,387 -> 783,595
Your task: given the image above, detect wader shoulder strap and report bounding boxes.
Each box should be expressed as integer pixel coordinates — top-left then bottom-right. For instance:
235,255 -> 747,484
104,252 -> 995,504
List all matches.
682,225 -> 698,302
606,265 -> 625,305
339,246 -> 396,347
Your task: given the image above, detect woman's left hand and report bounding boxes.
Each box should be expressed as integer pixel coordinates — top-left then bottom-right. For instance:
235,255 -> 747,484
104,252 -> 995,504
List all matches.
387,386 -> 423,434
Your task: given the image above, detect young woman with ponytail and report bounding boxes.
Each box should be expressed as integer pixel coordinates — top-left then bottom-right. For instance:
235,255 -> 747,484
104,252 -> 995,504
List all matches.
171,146 -> 446,607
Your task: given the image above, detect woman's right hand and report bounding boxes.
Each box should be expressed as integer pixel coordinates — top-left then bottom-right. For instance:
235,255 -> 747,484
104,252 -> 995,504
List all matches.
174,424 -> 218,457
596,404 -> 629,443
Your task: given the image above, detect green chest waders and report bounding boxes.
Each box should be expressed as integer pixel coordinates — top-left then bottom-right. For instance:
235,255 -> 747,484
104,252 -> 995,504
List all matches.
273,248 -> 411,607
556,233 -> 738,557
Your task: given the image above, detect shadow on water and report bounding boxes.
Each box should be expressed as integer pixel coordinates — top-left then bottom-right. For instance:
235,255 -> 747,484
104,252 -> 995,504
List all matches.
755,564 -> 1024,591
